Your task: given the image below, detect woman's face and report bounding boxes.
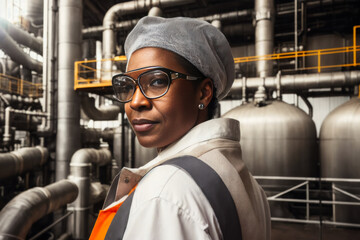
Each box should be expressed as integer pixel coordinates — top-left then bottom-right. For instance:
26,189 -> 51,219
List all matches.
125,47 -> 203,149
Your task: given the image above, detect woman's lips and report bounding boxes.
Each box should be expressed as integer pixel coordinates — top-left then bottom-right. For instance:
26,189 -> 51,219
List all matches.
131,119 -> 158,132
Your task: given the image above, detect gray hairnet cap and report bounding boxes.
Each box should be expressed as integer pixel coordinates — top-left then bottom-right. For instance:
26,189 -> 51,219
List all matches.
124,16 -> 234,100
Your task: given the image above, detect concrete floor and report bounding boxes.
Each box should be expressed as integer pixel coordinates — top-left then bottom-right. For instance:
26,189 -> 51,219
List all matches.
271,222 -> 360,240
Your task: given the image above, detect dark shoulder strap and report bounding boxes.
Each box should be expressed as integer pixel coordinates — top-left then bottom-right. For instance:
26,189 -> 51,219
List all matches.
165,156 -> 242,240
105,155 -> 242,240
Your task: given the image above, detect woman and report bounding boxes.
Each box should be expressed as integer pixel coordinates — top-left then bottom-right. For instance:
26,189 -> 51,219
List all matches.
90,16 -> 271,240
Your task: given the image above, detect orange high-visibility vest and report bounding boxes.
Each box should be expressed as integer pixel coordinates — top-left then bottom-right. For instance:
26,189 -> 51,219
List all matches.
89,186 -> 137,240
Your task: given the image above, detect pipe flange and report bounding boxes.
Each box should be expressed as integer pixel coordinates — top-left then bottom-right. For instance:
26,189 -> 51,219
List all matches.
255,10 -> 272,21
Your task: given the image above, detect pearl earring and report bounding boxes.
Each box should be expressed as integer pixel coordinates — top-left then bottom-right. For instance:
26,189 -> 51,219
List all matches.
198,103 -> 205,110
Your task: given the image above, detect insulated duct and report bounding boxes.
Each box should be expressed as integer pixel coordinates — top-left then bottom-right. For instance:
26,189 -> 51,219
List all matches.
81,94 -> 121,121
254,0 -> 275,77
0,17 -> 43,54
56,0 -> 82,181
229,71 -> 360,96
0,27 -> 42,73
0,146 -> 48,180
68,148 -> 112,239
0,180 -> 78,240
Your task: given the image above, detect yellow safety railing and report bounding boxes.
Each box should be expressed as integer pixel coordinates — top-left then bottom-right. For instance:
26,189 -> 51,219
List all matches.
0,73 -> 43,98
74,26 -> 360,94
74,56 -> 127,90
233,45 -> 360,73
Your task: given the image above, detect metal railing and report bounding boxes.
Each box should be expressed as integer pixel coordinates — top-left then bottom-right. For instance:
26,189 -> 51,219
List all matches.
74,56 -> 127,90
0,73 -> 43,97
254,176 -> 360,228
74,26 -> 360,93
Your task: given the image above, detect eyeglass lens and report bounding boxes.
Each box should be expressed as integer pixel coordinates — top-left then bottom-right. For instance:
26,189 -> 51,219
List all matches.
113,69 -> 170,102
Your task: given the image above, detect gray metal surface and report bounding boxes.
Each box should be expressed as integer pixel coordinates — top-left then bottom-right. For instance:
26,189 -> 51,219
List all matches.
320,97 -> 360,178
0,146 -> 48,180
68,148 -> 112,239
254,0 -> 274,77
223,100 -> 318,177
0,180 -> 78,240
56,0 -> 82,181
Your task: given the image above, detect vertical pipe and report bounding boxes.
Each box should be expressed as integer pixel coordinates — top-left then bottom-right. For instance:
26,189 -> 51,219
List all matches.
294,0 -> 298,70
56,0 -> 82,181
332,183 -> 336,223
254,0 -> 275,78
306,181 -> 309,220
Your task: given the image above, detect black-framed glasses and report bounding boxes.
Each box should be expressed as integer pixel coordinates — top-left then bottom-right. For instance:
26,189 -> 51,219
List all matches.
112,66 -> 204,103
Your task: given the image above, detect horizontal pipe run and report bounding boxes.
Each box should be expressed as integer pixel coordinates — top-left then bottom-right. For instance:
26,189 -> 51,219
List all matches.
0,28 -> 42,73
0,180 -> 78,240
0,17 -> 43,54
0,146 -> 49,180
229,71 -> 360,96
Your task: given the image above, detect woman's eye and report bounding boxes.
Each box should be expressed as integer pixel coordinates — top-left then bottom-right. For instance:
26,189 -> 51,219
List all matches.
150,78 -> 168,87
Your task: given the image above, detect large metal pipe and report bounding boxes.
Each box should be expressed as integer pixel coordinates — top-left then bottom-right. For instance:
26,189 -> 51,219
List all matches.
39,0 -> 56,134
56,0 -> 82,181
81,94 -> 121,121
68,148 -> 112,239
3,107 -> 48,147
0,146 -> 48,180
254,0 -> 275,77
0,180 -> 78,240
0,27 -> 42,73
0,17 -> 43,54
229,71 -> 360,96
83,9 -> 251,38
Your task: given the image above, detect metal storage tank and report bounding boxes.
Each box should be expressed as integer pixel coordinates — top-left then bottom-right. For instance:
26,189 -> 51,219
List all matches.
320,97 -> 360,178
223,100 -> 318,177
320,97 -> 360,224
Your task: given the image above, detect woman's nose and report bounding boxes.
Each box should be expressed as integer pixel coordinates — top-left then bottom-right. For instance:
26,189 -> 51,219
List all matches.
129,86 -> 151,110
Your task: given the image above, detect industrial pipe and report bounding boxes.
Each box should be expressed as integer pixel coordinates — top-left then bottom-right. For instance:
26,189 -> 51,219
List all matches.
68,148 -> 112,239
39,0 -> 57,135
0,146 -> 48,180
83,9 -> 251,38
0,17 -> 43,54
0,27 -> 42,73
81,94 -> 121,121
229,71 -> 360,96
56,0 -> 82,181
254,0 -> 275,78
3,107 -> 48,147
0,180 -> 78,240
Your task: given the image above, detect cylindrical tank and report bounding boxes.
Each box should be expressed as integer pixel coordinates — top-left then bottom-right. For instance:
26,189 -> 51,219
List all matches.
223,100 -> 318,177
320,97 -> 360,178
320,97 -> 360,223
223,100 -> 318,218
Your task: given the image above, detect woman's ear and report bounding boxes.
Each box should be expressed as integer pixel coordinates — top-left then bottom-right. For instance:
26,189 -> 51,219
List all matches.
199,78 -> 214,107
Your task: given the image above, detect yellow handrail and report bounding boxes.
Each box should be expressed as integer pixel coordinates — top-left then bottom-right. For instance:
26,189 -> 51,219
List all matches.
74,26 -> 360,92
0,73 -> 43,98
